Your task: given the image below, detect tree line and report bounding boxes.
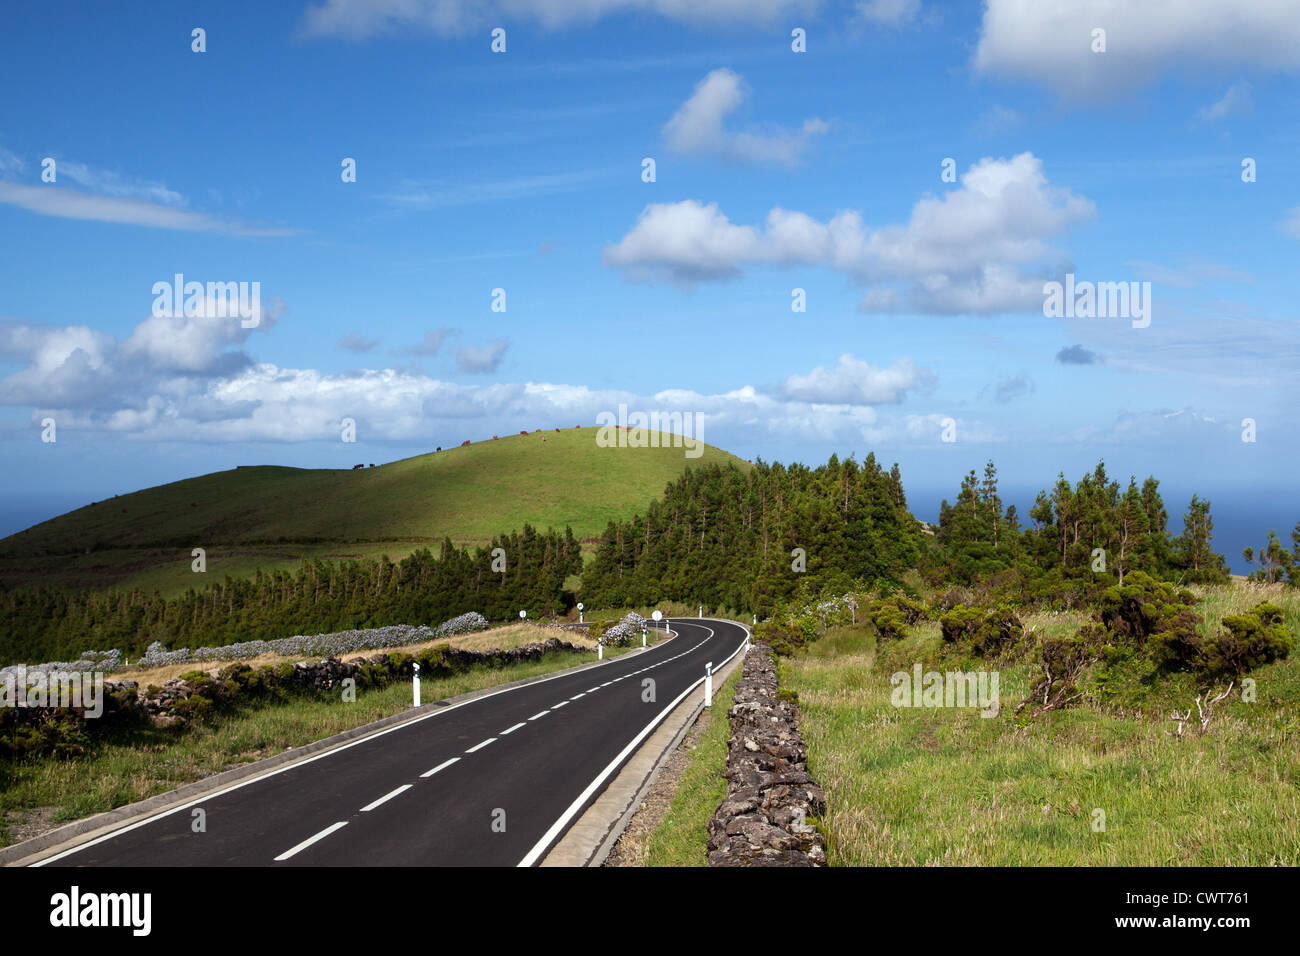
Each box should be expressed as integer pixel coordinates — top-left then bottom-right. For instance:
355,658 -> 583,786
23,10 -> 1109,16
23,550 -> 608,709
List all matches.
929,460 -> 1230,590
0,525 -> 581,665
580,455 -> 923,617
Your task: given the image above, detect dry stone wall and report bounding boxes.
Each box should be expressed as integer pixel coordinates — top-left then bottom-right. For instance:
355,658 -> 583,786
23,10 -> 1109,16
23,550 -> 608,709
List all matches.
707,642 -> 827,866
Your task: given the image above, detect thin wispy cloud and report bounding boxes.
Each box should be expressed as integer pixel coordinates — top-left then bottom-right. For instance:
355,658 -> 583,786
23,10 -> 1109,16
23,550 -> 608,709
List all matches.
457,339 -> 510,373
56,161 -> 186,206
339,333 -> 379,353
0,181 -> 296,236
374,169 -> 611,211
408,328 -> 457,356
298,0 -> 816,40
1197,81 -> 1253,123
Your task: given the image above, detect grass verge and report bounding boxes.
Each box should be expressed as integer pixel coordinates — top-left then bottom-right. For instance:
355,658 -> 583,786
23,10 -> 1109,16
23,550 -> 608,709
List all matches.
781,588 -> 1300,865
641,663 -> 744,867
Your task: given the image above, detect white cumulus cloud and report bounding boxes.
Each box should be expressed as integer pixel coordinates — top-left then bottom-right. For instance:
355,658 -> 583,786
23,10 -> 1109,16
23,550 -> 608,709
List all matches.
664,69 -> 827,166
604,152 -> 1095,314
974,0 -> 1300,101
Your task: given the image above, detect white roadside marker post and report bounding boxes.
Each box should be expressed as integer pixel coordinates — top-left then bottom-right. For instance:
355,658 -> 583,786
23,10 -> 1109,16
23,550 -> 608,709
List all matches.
577,601 -> 584,625
641,627 -> 646,648
705,662 -> 713,708
412,661 -> 421,708
598,640 -> 603,661
698,605 -> 702,619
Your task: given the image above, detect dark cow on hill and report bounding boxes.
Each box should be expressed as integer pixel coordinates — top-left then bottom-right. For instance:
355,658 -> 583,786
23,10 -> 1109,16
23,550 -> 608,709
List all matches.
461,440 -> 471,446
352,464 -> 364,470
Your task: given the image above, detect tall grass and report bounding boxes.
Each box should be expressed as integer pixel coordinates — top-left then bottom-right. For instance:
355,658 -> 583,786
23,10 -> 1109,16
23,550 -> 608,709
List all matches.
781,582 -> 1300,866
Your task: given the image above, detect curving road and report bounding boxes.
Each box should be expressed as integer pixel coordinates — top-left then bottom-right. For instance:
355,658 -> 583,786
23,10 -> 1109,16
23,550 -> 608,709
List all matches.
35,618 -> 749,867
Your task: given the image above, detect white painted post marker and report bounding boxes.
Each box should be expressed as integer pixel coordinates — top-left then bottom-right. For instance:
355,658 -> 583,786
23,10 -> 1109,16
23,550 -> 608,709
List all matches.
698,605 -> 702,619
641,628 -> 646,648
577,602 -> 584,624
705,662 -> 713,708
412,661 -> 421,708
597,640 -> 603,661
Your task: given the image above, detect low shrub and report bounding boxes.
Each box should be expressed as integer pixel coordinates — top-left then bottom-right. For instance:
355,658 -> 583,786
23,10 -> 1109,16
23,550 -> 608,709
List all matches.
1203,602 -> 1292,676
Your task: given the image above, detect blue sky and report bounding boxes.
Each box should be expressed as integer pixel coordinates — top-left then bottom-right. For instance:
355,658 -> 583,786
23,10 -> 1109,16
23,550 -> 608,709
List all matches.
1,1 -> 1297,567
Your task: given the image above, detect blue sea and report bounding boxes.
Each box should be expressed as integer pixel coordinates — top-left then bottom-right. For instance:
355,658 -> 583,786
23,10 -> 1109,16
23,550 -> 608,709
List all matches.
910,484 -> 1295,577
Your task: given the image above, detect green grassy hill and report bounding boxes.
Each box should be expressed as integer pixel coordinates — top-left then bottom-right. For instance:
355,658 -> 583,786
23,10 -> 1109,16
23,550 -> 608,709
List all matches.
0,427 -> 747,596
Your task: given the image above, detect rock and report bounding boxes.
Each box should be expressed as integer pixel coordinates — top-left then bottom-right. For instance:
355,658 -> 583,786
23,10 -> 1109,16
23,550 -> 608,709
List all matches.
705,643 -> 827,868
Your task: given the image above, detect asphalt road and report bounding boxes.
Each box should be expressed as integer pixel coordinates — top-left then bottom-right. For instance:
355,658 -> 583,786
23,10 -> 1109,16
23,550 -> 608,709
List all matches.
36,618 -> 748,867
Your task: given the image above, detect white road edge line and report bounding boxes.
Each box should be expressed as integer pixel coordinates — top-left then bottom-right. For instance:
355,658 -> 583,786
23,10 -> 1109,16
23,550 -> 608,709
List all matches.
517,621 -> 748,867
420,757 -> 460,778
465,737 -> 496,753
274,821 -> 348,861
360,784 -> 412,812
501,722 -> 526,735
29,621 -> 696,866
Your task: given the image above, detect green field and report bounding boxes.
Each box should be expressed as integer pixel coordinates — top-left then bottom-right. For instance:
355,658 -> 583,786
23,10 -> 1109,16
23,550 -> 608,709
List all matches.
0,427 -> 745,596
780,583 -> 1300,866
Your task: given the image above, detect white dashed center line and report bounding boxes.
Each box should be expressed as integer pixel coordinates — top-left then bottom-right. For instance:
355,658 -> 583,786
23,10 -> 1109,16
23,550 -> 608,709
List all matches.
501,722 -> 526,735
528,711 -> 549,721
360,784 -> 412,812
420,757 -> 460,778
274,821 -> 348,862
465,737 -> 496,753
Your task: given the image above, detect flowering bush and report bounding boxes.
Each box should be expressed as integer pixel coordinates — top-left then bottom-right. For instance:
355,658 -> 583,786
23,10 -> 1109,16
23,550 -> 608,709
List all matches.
601,612 -> 648,646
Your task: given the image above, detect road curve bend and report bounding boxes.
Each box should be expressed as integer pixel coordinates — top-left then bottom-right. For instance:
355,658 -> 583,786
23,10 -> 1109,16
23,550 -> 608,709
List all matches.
34,617 -> 750,867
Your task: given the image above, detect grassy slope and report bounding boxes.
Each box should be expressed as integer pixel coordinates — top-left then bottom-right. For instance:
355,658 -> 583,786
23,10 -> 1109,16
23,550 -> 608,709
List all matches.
782,583 -> 1300,865
0,427 -> 746,596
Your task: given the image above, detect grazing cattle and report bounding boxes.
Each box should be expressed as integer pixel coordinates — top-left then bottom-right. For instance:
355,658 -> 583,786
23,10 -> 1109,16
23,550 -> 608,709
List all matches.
369,463 -> 375,467
493,434 -> 498,439
461,440 -> 470,446
352,463 -> 364,470
436,446 -> 441,452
